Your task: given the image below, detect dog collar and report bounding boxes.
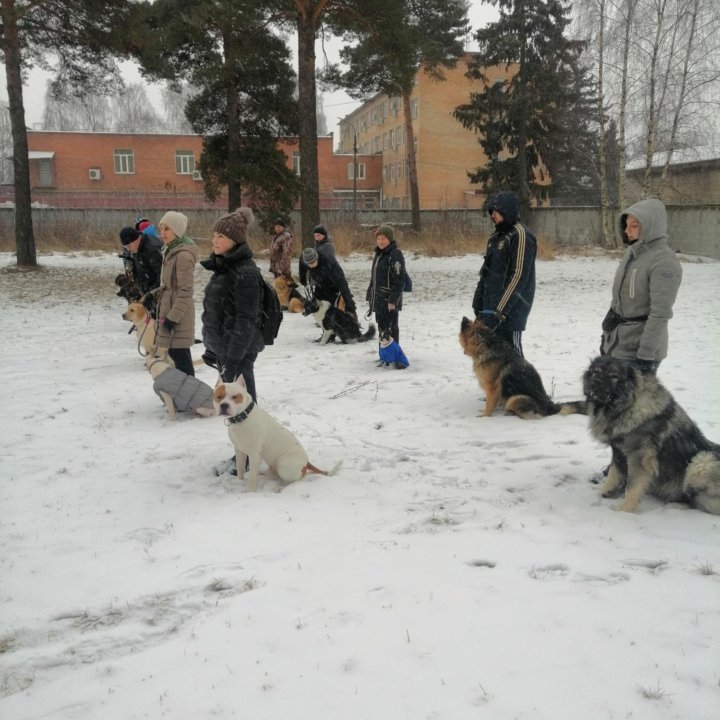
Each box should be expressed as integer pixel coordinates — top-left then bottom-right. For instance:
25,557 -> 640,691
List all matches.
226,401 -> 255,425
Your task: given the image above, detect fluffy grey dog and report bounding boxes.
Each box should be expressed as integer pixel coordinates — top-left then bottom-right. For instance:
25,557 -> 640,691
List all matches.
583,355 -> 720,514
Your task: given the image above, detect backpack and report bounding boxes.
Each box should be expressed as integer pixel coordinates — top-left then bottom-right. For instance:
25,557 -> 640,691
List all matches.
403,268 -> 413,292
258,277 -> 283,345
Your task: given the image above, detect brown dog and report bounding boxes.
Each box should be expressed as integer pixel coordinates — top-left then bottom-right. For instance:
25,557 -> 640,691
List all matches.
273,276 -> 305,313
122,302 -> 163,357
459,316 -> 584,419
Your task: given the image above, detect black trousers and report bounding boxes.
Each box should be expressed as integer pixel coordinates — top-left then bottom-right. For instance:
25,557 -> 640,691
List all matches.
168,347 -> 195,376
375,308 -> 400,343
494,325 -> 524,358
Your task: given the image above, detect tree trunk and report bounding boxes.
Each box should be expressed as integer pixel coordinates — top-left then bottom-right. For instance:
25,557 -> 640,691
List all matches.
516,2 -> 530,218
596,0 -> 614,247
402,92 -> 421,232
296,15 -> 320,246
1,0 -> 37,267
617,0 -> 637,214
223,28 -> 242,211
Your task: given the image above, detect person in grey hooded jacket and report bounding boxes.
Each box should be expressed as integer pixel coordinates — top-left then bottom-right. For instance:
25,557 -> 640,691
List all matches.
600,198 -> 682,374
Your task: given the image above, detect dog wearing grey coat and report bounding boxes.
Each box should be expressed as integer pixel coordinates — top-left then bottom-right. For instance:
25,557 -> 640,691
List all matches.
145,354 -> 215,420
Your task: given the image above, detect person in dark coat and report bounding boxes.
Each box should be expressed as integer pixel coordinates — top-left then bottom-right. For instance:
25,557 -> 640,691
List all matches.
300,246 -> 356,315
472,190 -> 537,357
366,224 -> 405,344
201,207 -> 265,403
118,226 -> 164,295
299,224 -> 336,286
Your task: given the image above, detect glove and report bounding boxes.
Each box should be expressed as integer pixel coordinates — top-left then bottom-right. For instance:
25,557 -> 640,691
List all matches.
477,310 -> 501,329
141,293 -> 155,312
163,318 -> 177,331
202,351 -> 218,369
630,358 -> 658,376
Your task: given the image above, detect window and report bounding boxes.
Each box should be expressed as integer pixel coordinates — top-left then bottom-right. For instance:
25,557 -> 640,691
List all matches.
396,126 -> 403,145
175,151 -> 195,174
38,159 -> 54,187
113,149 -> 134,174
389,129 -> 394,147
383,132 -> 388,149
293,151 -> 301,176
347,163 -> 366,180
410,98 -> 418,119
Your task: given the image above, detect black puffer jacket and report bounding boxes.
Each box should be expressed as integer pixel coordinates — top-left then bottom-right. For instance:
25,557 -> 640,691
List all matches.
472,191 -> 536,331
366,241 -> 405,312
304,254 -> 356,312
201,243 -> 265,377
130,233 -> 163,294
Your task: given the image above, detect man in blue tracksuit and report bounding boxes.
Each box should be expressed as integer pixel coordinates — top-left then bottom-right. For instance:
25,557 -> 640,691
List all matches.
472,191 -> 537,357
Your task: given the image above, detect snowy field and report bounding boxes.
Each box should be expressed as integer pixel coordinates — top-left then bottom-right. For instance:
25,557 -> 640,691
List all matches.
1,249 -> 719,720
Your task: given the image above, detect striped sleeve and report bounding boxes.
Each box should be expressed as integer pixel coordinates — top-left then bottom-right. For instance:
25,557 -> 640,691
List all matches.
496,223 -> 526,314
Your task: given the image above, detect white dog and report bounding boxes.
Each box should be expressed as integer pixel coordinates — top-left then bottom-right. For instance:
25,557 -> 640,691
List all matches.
213,376 -> 341,491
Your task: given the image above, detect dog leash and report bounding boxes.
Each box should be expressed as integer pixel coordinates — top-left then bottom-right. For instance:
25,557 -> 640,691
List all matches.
135,316 -> 154,358
225,401 -> 255,426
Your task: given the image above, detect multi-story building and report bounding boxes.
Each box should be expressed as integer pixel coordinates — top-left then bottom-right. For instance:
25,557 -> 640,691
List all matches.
337,55 -> 517,210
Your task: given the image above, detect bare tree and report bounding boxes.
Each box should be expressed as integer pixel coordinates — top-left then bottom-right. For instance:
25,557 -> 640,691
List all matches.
42,80 -> 112,131
0,99 -> 12,183
160,84 -> 195,134
113,82 -> 162,133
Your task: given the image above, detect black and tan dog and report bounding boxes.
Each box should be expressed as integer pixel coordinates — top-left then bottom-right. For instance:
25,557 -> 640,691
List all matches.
583,355 -> 720,514
459,316 -> 584,419
273,275 -> 305,313
303,298 -> 376,345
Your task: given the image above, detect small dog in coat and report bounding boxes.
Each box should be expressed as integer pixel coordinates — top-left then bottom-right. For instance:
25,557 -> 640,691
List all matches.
303,298 -> 376,345
213,376 -> 341,491
145,354 -> 215,420
377,330 -> 409,368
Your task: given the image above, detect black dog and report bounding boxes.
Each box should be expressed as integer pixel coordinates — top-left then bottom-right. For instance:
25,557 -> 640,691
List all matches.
115,272 -> 142,302
303,298 -> 376,345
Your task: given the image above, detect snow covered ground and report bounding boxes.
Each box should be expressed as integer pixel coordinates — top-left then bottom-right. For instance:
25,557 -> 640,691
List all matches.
1,249 -> 719,720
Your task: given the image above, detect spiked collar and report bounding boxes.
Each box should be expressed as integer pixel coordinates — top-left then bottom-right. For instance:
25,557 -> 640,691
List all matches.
226,401 -> 255,425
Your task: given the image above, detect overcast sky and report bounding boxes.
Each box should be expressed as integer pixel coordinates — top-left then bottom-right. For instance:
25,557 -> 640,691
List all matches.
2,3 -> 497,138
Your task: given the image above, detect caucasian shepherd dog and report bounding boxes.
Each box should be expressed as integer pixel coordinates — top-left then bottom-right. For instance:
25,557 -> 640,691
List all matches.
459,316 -> 584,419
583,355 -> 720,514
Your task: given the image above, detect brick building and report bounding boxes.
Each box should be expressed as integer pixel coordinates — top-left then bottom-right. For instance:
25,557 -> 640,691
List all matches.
337,55 -> 519,211
22,131 -> 382,210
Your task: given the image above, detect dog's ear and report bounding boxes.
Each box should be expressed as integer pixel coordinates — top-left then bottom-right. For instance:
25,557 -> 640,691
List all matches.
461,316 -> 471,331
234,373 -> 247,387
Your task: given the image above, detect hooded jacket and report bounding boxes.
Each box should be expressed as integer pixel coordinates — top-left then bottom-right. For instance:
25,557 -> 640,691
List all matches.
601,198 -> 682,362
154,237 -> 198,349
201,242 -> 265,378
472,191 -> 536,331
129,232 -> 163,294
367,240 -> 405,313
303,253 -> 356,312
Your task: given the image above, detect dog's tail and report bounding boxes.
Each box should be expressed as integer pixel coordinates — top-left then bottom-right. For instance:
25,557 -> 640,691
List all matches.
505,395 -> 588,420
358,323 -> 376,343
306,459 -> 343,476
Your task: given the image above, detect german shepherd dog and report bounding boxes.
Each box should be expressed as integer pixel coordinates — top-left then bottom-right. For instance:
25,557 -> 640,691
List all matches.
273,275 -> 305,313
459,316 -> 584,419
583,355 -> 720,514
303,298 -> 376,345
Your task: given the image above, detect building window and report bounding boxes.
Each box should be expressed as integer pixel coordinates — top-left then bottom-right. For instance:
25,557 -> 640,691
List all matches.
175,151 -> 195,174
389,129 -> 394,147
37,159 -> 54,187
347,162 -> 366,180
396,125 -> 403,145
113,149 -> 134,174
410,98 -> 418,119
293,151 -> 301,176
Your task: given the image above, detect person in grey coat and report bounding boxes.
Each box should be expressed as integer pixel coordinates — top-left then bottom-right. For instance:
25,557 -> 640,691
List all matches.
600,197 -> 682,375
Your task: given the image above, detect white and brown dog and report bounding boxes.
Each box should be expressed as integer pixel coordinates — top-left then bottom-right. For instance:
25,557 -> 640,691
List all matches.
213,376 -> 341,491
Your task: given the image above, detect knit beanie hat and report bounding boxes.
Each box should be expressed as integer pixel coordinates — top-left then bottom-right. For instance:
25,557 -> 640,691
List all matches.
273,217 -> 288,228
134,217 -> 149,231
158,211 -> 188,238
302,247 -> 319,264
212,207 -> 254,245
119,226 -> 141,245
375,224 -> 395,242
312,224 -> 327,238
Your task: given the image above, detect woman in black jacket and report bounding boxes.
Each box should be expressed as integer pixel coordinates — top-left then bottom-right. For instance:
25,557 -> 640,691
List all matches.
366,224 -> 405,342
201,207 -> 264,402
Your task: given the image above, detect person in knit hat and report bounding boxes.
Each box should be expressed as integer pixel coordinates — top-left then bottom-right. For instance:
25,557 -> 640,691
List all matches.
270,217 -> 293,278
201,207 -> 265,405
118,225 -> 163,294
366,224 -> 408,368
143,211 -> 198,376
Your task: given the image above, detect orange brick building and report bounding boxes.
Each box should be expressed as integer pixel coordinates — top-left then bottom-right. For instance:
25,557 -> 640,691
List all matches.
24,131 -> 382,210
337,55 -> 530,210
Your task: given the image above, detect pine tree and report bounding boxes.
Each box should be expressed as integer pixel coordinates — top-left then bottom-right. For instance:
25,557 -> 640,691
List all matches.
454,0 -> 597,213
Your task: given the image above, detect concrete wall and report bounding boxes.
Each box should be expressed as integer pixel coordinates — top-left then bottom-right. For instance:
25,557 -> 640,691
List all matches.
2,205 -> 719,258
